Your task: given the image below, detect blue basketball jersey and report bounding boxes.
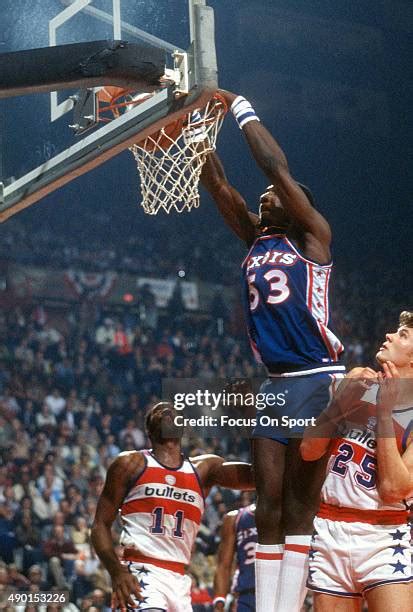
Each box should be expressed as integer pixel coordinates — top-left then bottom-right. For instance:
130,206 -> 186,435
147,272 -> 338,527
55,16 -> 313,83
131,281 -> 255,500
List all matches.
233,505 -> 256,594
242,234 -> 344,372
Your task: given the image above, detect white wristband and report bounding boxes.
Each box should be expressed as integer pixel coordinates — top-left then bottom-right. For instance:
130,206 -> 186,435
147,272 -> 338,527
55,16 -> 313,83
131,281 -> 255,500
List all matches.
231,95 -> 260,129
213,596 -> 226,606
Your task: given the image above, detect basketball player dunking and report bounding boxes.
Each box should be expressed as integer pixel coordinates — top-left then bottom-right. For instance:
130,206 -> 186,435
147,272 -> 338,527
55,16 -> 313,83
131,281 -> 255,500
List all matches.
201,89 -> 345,612
91,402 -> 254,612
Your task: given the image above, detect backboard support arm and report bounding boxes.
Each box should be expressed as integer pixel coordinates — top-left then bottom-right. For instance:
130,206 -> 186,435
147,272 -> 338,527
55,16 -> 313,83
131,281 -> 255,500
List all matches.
0,2 -> 218,222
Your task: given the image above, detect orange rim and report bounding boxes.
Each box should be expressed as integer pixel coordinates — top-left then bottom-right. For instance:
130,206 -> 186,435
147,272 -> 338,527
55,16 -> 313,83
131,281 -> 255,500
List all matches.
97,89 -> 228,130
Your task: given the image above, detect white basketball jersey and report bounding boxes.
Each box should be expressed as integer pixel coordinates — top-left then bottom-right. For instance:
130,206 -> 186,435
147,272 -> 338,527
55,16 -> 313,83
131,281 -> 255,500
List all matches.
321,384 -> 413,514
120,450 -> 204,566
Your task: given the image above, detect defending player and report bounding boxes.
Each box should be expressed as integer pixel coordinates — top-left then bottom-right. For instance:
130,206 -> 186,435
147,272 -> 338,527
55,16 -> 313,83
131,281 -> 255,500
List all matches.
213,501 -> 257,611
201,89 -> 344,611
91,402 -> 254,611
301,311 -> 413,610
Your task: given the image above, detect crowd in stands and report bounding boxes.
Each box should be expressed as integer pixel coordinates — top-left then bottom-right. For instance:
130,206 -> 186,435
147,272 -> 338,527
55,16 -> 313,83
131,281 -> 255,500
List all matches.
0,299 -> 261,611
0,211 -> 242,283
0,214 -> 410,611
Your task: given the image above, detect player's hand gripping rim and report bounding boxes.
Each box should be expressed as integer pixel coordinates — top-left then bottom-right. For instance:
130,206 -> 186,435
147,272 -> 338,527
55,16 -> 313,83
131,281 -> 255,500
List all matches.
111,566 -> 142,611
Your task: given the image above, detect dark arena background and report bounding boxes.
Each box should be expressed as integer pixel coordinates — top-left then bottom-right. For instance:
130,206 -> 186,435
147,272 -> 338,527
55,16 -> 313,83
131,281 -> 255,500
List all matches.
0,1 -> 412,611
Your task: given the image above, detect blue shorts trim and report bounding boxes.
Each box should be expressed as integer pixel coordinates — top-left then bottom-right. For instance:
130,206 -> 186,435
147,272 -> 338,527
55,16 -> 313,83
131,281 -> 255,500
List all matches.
362,576 -> 413,593
306,582 -> 362,598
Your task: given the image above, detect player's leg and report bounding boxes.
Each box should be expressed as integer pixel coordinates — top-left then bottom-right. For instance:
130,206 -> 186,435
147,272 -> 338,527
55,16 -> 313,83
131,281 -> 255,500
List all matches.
313,593 -> 362,611
168,571 -> 193,612
364,583 -> 413,612
126,563 -> 168,611
252,436 -> 286,612
277,439 -> 329,611
276,372 -> 339,611
282,438 -> 329,532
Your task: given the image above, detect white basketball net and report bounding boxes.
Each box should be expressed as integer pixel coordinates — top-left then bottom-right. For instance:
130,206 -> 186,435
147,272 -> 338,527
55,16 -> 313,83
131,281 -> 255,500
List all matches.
129,96 -> 226,214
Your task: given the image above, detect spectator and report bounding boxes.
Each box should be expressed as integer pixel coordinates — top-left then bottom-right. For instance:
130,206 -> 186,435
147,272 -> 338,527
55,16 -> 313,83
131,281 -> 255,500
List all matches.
27,564 -> 49,590
15,514 -> 43,571
118,419 -> 145,449
45,388 -> 66,418
35,403 -> 57,429
42,525 -> 78,589
32,489 -> 59,524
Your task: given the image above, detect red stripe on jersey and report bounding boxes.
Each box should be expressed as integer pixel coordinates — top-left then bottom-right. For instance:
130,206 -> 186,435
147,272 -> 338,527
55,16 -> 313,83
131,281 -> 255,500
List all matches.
123,550 -> 186,574
318,502 -> 408,525
284,544 -> 310,555
317,321 -> 336,361
121,497 -> 202,524
134,466 -> 202,494
255,552 -> 283,560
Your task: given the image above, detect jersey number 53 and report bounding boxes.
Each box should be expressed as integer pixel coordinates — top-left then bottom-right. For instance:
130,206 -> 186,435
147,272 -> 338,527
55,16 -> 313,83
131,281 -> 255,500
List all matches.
248,271 -> 290,310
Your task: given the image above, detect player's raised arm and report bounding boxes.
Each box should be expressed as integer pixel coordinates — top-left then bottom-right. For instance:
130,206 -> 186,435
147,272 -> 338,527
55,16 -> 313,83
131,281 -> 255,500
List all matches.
375,362 -> 413,502
300,367 -> 378,461
213,511 -> 237,611
200,150 -> 258,247
193,454 -> 255,493
220,89 -> 331,249
91,453 -> 143,610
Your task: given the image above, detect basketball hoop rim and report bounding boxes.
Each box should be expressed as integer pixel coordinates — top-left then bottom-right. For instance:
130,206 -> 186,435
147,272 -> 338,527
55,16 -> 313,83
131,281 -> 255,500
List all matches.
96,88 -> 227,127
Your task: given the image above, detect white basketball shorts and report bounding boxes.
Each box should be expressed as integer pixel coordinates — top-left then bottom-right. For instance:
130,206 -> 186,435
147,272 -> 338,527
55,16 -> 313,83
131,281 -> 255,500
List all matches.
124,561 -> 193,611
307,515 -> 413,598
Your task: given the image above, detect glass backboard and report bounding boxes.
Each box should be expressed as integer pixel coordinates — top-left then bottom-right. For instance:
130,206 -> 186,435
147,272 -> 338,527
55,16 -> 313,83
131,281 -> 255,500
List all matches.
0,0 -> 218,221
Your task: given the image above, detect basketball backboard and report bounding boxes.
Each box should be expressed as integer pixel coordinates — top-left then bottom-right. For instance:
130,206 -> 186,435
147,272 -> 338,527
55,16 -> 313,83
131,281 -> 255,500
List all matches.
0,0 -> 218,222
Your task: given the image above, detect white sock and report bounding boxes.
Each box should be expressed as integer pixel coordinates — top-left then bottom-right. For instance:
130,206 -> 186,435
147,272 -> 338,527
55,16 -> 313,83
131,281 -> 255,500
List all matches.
276,535 -> 311,612
255,543 -> 284,612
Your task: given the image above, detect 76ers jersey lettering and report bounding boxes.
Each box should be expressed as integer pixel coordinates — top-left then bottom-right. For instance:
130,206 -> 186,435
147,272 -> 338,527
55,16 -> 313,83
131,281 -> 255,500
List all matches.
242,235 -> 344,371
233,505 -> 256,594
120,450 -> 204,565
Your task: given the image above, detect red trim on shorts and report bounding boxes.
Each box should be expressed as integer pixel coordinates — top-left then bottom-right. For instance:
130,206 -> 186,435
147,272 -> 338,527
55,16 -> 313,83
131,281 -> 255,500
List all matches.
255,552 -> 283,560
123,549 -> 186,575
317,502 -> 408,525
121,498 -> 202,524
284,544 -> 310,554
